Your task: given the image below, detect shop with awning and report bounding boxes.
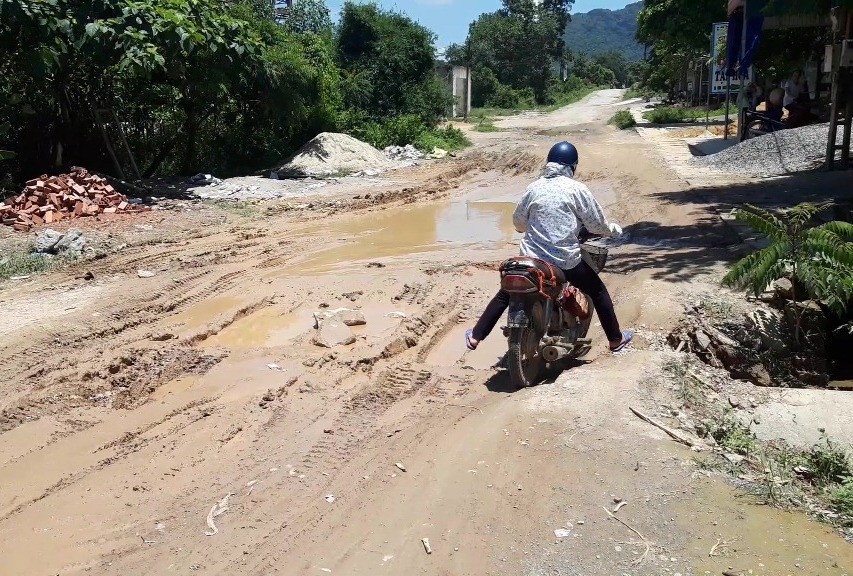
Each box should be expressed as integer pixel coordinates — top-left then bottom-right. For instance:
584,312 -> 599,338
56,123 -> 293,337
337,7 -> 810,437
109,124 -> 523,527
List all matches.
726,0 -> 853,168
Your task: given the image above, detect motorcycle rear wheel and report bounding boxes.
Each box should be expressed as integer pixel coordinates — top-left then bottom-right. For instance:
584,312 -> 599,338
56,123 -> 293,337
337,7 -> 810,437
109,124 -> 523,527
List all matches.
507,303 -> 546,389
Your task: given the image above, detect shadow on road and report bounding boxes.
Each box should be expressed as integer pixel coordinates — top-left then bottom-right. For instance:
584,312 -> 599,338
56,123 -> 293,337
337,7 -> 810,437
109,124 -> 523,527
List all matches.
607,170 -> 853,283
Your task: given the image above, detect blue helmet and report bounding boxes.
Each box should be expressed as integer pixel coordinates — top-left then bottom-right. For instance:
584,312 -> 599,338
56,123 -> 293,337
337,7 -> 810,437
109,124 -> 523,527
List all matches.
546,141 -> 579,170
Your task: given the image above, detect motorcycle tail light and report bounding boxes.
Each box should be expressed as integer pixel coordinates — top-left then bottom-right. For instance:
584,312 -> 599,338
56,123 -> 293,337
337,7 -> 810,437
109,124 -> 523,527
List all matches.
501,274 -> 537,293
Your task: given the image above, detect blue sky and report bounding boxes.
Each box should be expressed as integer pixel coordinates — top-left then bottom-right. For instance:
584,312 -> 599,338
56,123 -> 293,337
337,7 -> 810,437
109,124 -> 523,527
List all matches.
325,1 -> 633,48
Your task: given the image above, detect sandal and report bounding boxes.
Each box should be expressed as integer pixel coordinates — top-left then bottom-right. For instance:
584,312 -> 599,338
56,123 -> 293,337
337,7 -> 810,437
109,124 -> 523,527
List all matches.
609,329 -> 634,353
465,329 -> 479,351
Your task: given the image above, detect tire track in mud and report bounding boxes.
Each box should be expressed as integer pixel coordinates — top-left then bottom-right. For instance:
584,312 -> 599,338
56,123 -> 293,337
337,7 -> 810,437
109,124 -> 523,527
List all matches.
0,397 -> 217,523
0,263 -> 263,434
295,280 -> 461,479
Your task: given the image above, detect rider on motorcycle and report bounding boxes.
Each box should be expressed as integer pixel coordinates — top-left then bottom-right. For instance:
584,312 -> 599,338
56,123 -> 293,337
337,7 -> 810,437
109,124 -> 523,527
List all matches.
466,141 -> 633,353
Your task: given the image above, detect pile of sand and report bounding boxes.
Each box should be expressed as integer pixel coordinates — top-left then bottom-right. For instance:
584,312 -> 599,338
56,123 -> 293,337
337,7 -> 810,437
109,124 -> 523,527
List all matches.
278,132 -> 394,178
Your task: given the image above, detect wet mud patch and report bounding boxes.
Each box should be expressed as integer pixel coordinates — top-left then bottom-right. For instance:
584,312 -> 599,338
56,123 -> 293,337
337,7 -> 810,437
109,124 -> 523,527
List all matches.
0,346 -> 222,433
99,346 -> 225,409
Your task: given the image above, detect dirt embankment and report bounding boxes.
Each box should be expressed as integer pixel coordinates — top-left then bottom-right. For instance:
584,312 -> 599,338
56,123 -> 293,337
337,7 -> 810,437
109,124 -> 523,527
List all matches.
1,90 -> 851,576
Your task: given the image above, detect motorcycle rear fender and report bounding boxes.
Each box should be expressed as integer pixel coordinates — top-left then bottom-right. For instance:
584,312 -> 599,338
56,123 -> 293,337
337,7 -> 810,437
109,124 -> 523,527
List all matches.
507,296 -> 552,329
507,299 -> 528,328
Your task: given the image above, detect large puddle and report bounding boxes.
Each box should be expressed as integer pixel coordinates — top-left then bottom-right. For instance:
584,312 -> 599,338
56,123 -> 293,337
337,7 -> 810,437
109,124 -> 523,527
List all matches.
292,201 -> 518,273
677,481 -> 853,574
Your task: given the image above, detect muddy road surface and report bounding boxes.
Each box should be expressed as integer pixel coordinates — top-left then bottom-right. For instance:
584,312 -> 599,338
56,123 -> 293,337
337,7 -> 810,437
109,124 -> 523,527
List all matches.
1,90 -> 851,576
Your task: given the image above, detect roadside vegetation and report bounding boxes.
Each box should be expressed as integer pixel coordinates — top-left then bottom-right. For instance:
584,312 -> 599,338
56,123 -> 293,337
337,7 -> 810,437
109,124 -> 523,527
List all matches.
723,203 -> 853,344
0,244 -> 65,281
442,2 -> 630,113
0,0 -> 461,191
661,357 -> 853,529
642,103 -> 736,125
608,110 -> 636,130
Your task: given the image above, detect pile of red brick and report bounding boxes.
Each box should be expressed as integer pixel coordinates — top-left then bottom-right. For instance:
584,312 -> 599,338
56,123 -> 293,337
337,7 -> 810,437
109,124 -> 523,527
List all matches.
0,168 -> 150,232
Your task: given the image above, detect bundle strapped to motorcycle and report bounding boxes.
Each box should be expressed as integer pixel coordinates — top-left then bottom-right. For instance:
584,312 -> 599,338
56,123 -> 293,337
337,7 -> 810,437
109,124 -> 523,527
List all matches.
499,257 -> 562,299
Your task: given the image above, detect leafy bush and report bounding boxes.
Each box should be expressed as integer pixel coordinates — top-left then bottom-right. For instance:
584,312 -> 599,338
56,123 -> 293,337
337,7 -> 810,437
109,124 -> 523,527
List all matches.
415,125 -> 470,152
350,117 -> 469,153
381,115 -> 427,147
609,110 -> 636,130
487,84 -> 536,110
831,477 -> 853,524
712,416 -> 756,455
723,203 -> 853,339
642,104 -> 736,124
624,84 -> 659,101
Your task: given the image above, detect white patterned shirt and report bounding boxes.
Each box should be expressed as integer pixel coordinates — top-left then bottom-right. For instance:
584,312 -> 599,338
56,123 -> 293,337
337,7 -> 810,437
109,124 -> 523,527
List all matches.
513,164 -> 613,270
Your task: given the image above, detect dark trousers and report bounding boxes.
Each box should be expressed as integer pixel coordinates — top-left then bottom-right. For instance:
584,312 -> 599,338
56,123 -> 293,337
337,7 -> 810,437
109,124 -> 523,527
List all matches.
472,259 -> 622,343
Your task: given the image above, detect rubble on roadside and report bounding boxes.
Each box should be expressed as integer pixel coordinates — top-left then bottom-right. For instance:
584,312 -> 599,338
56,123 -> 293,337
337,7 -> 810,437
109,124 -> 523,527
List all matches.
426,147 -> 448,159
34,228 -> 88,256
190,173 -> 222,186
384,144 -> 424,161
668,301 -> 776,387
314,308 -> 366,327
1,167 -> 150,232
667,282 -> 835,387
312,318 -> 356,348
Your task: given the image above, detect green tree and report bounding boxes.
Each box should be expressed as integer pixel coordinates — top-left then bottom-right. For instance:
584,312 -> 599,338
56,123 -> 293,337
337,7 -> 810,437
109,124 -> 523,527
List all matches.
723,203 -> 853,344
636,0 -> 724,92
594,51 -> 629,86
0,0 -> 343,180
285,0 -> 332,36
443,42 -> 467,66
464,0 -> 574,105
337,2 -> 449,124
571,53 -> 616,86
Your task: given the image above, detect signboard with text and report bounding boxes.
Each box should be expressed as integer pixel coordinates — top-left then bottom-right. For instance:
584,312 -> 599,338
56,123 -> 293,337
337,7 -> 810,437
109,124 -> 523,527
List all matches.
710,22 -> 743,94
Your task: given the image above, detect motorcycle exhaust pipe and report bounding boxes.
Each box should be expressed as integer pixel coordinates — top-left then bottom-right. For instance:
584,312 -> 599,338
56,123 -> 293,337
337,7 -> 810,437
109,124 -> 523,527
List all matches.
542,345 -> 570,363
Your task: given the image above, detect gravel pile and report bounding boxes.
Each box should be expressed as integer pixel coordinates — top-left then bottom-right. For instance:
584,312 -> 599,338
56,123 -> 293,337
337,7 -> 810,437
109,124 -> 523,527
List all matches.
694,123 -> 842,177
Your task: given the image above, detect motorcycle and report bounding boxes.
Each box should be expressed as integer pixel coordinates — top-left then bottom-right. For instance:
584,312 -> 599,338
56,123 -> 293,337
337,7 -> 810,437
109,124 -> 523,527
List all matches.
498,232 -> 609,389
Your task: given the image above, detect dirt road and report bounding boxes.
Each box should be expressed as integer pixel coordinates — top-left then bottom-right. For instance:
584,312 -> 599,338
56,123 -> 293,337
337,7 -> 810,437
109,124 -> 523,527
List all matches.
1,91 -> 851,576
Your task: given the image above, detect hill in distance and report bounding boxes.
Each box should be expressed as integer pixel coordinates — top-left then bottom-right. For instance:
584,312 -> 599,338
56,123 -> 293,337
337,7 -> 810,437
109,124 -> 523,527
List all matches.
564,1 -> 644,61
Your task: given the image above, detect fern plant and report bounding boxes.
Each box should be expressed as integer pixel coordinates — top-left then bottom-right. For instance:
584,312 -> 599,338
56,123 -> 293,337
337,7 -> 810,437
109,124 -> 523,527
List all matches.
723,203 -> 853,344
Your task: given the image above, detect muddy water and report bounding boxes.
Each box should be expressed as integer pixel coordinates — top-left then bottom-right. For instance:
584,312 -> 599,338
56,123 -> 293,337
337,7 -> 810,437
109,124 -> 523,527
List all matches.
150,376 -> 198,400
202,307 -> 314,349
293,201 -> 518,273
199,304 -> 408,350
677,481 -> 853,575
170,296 -> 243,329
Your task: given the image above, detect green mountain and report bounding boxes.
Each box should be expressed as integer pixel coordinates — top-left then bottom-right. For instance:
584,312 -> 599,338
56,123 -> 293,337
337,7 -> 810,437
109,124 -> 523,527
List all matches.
564,1 -> 644,61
